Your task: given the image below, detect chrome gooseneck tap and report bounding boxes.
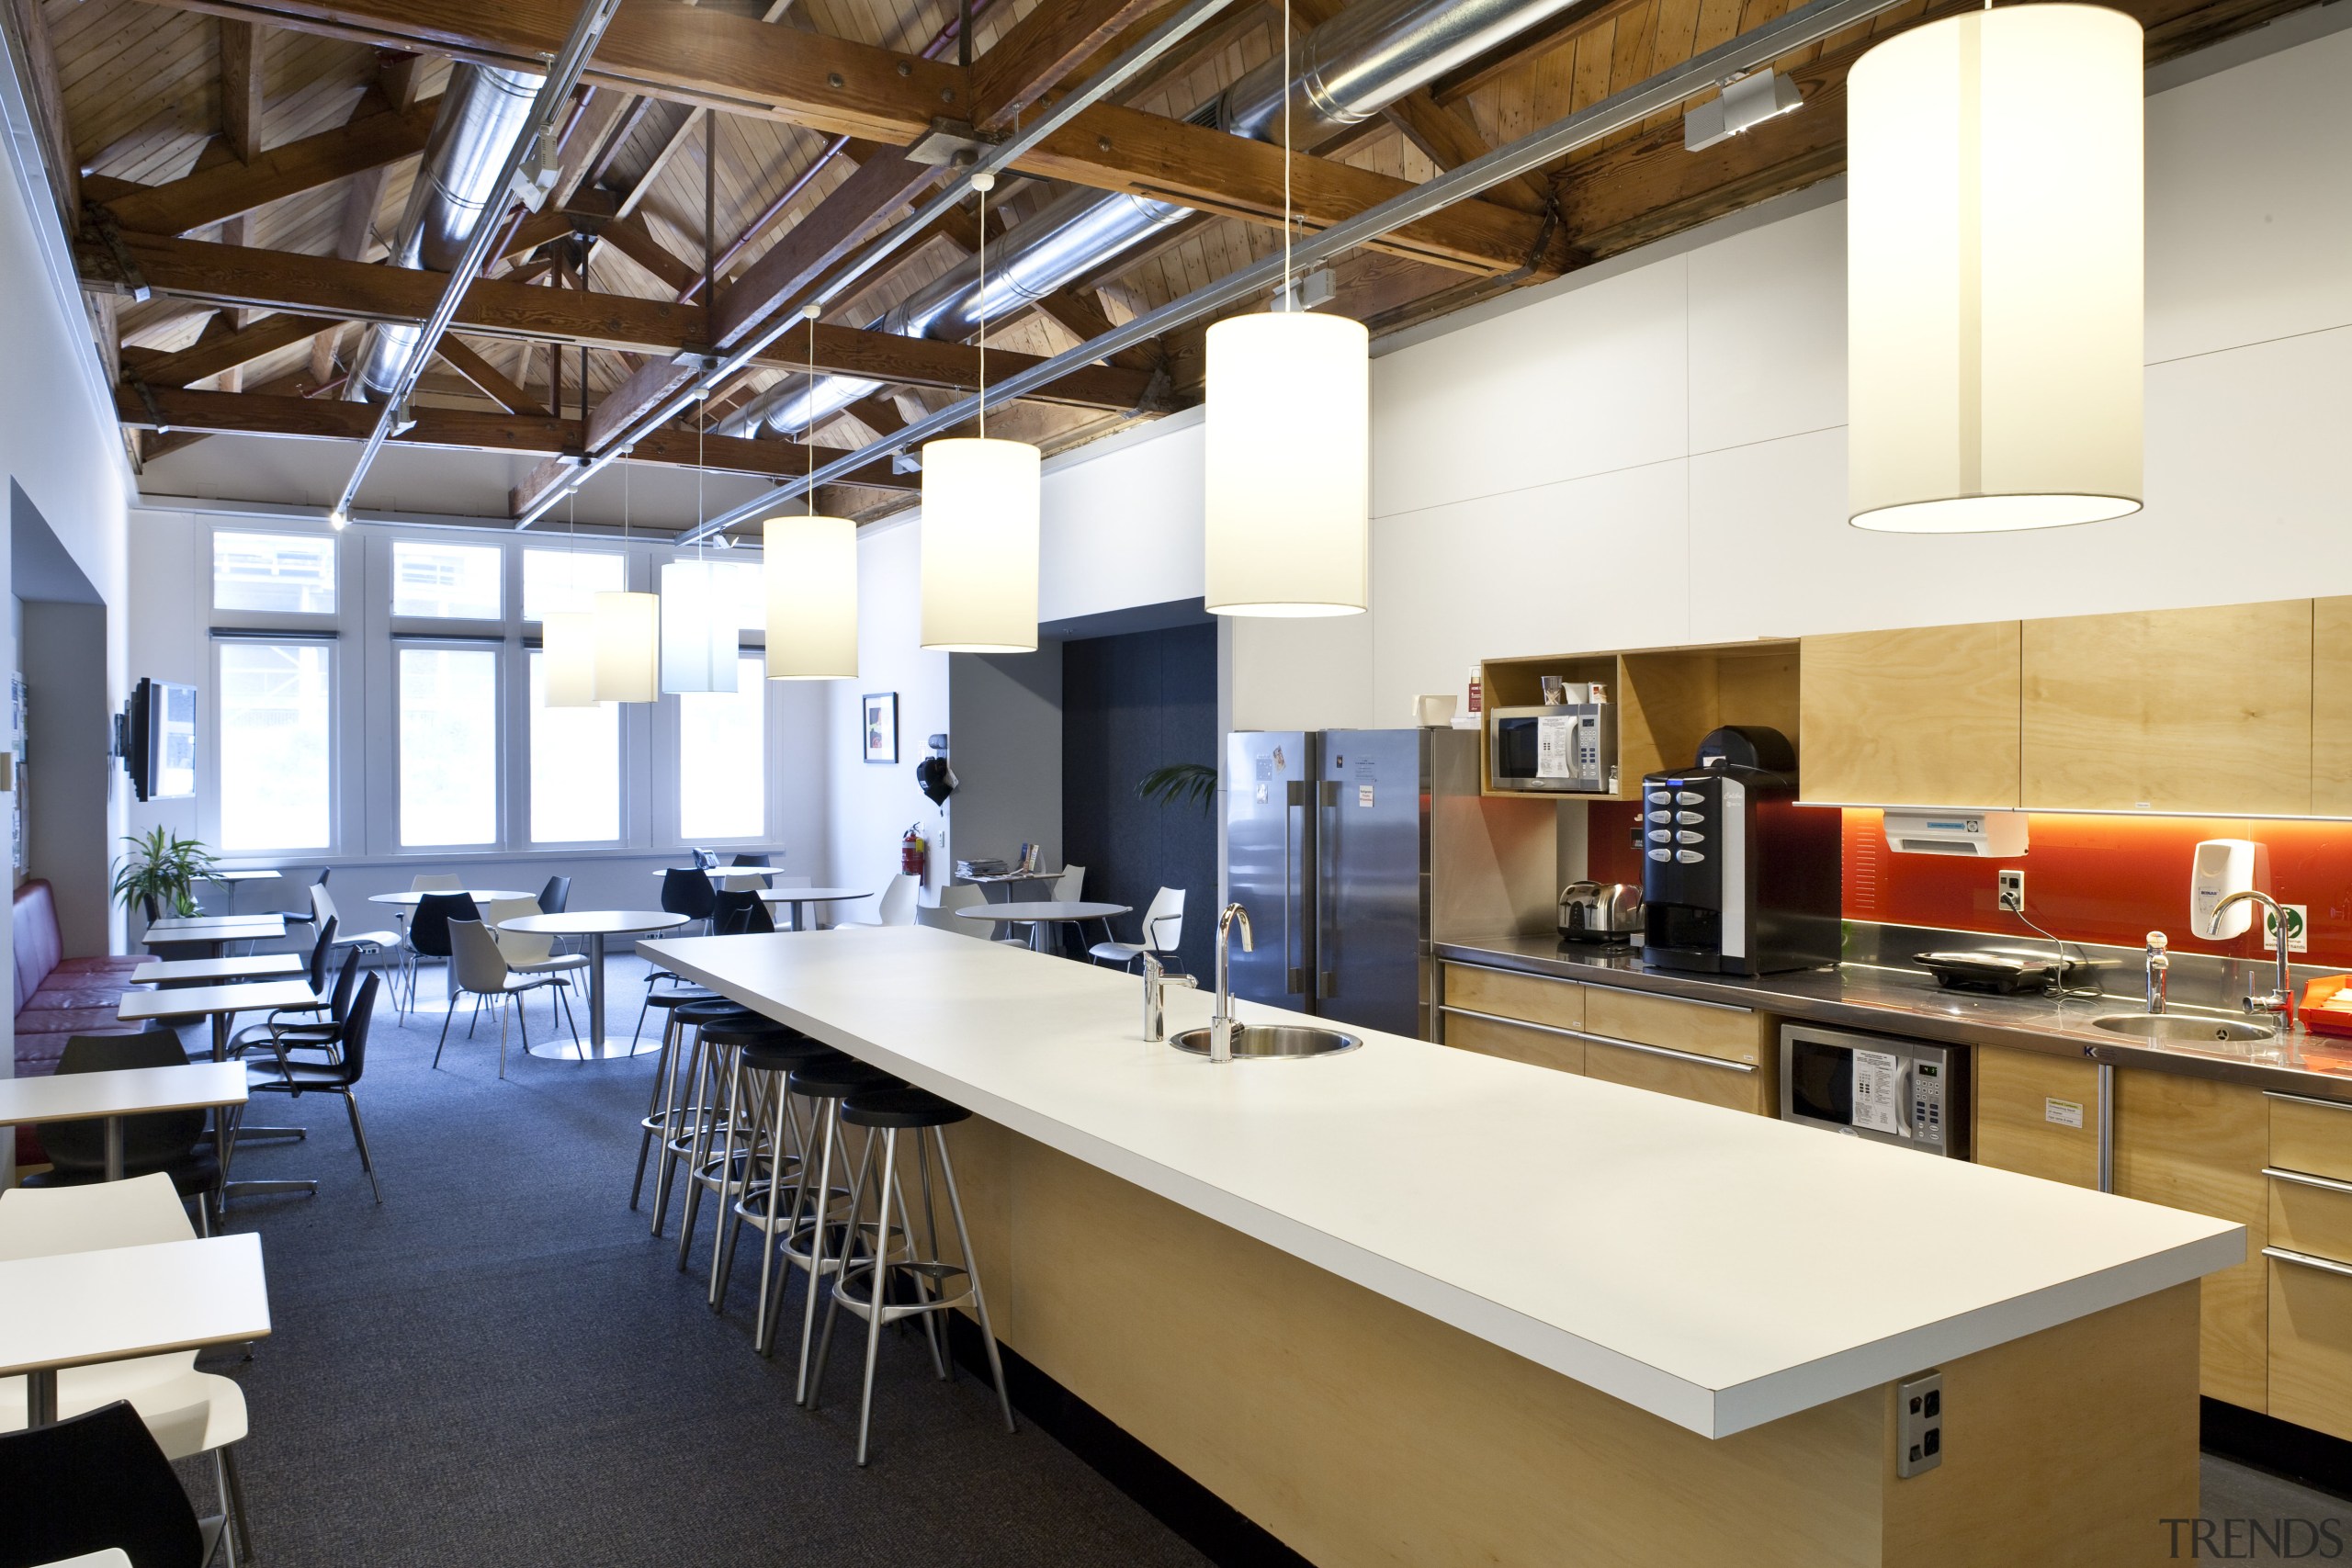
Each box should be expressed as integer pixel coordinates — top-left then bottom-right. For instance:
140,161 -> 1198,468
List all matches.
2207,889 -> 2299,1032
1140,951 -> 1196,1043
1211,903 -> 1254,1064
2144,931 -> 2169,1014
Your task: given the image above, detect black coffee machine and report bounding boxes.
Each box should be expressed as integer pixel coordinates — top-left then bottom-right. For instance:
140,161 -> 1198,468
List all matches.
1639,726 -> 1840,976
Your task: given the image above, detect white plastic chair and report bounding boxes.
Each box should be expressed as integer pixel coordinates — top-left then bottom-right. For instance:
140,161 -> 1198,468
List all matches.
0,1176 -> 254,1560
1091,886 -> 1186,973
486,897 -> 589,1029
410,874 -> 463,892
868,874 -> 919,927
312,881 -> 401,954
918,884 -> 989,938
438,919 -> 573,1077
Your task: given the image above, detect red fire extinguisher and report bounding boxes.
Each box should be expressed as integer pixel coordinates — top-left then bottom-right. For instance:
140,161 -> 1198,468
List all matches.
900,824 -> 927,878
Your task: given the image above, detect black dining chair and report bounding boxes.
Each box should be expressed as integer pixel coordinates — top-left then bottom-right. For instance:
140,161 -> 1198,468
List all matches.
729,852 -> 771,867
660,866 -> 717,931
23,1032 -> 223,1231
0,1400 -> 223,1568
404,892 -> 480,1014
537,874 -> 571,914
710,889 -> 775,935
246,973 -> 384,1204
234,947 -> 362,1065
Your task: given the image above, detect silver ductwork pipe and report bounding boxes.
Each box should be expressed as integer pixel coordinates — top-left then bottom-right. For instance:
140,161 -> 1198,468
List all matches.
348,64 -> 544,403
725,0 -> 1579,442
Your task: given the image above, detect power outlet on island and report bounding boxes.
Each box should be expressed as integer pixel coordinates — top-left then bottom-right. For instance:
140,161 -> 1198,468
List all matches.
1997,870 -> 2025,914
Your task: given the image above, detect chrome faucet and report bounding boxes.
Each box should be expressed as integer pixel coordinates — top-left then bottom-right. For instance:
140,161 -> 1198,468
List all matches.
2144,931 -> 2169,1014
1210,903 -> 1253,1064
1140,952 -> 1196,1043
2208,889 -> 2298,1032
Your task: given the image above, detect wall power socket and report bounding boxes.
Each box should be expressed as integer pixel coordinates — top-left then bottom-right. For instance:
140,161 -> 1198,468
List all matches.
1997,870 -> 2026,913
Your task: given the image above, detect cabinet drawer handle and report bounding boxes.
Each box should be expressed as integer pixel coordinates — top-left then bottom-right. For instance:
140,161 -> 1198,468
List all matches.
2264,1246 -> 2352,1280
2263,1091 -> 2352,1112
1444,960 -> 1576,987
1595,988 -> 1755,1016
2264,1167 -> 2352,1196
1440,1008 -> 1757,1071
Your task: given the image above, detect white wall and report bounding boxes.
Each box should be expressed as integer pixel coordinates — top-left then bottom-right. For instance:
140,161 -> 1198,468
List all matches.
1366,17 -> 2352,719
824,517 -> 951,902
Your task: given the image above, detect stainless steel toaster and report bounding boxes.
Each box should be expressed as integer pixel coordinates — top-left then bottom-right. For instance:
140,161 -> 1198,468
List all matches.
1558,881 -> 1642,942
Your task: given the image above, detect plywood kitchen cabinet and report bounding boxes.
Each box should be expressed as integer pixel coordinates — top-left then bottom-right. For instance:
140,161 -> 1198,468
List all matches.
2266,1091 -> 2352,1439
2020,601 -> 2314,816
2311,597 -> 2352,817
1436,966 -> 1778,1114
2112,1068 -> 2269,1410
1972,1046 -> 2098,1188
1582,1037 -> 1774,1115
1478,641 -> 1799,800
1798,623 -> 2021,807
1438,964 -> 1587,1074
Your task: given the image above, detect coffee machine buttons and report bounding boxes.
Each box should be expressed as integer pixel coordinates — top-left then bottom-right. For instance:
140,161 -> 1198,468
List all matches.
1647,848 -> 1672,862
1675,830 -> 1705,845
1646,791 -> 1671,805
1674,810 -> 1705,825
1647,829 -> 1671,844
1675,850 -> 1706,864
1647,809 -> 1671,824
1674,790 -> 1706,805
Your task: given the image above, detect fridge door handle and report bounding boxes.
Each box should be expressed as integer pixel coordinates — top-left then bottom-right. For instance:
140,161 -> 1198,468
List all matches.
1284,779 -> 1306,995
1317,779 -> 1340,998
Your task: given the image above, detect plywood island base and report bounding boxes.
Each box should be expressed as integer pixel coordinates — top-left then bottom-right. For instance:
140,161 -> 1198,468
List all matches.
944,1119 -> 2199,1568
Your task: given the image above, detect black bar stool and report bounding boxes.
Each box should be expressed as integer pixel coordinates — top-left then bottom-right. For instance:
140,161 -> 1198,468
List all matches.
768,1055 -> 903,1401
713,1032 -> 841,1322
810,1083 -> 1014,1465
629,985 -> 718,1212
679,1011 -> 807,1281
646,998 -> 752,1236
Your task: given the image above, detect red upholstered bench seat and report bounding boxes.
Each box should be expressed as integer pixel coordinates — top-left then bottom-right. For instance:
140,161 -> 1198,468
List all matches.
12,879 -> 142,1165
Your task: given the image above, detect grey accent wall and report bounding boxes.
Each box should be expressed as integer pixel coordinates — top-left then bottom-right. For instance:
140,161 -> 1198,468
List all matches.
946,646 -> 1064,874
22,600 -> 111,953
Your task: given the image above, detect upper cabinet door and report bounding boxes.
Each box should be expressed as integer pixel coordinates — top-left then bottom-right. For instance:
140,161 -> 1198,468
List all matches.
2021,601 -> 2313,815
2313,597 -> 2352,818
1798,623 -> 2021,807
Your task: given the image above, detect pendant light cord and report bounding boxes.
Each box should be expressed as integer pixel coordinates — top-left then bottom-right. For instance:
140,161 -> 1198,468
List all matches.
1282,0 -> 1292,306
806,306 -> 818,515
976,175 -> 989,438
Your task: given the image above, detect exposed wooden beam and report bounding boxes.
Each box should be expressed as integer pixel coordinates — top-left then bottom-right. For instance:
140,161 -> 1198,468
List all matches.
218,20 -> 266,162
5,0 -> 78,220
100,92 -> 442,236
590,212 -> 702,297
117,383 -> 921,492
971,0 -> 1166,133
136,310 -> 335,387
709,145 -> 939,349
1034,286 -> 1159,374
88,233 -> 1161,412
435,335 -> 548,415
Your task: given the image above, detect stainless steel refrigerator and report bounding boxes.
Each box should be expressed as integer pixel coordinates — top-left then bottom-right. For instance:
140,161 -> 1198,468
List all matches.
1227,727 -> 1554,1040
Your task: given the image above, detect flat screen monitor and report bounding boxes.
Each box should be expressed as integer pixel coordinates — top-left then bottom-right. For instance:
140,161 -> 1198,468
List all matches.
127,678 -> 196,802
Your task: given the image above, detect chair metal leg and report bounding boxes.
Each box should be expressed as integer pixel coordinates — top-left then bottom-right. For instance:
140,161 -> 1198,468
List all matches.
807,1122 -> 876,1411
496,997 -> 510,1079
560,982 -> 580,1045
700,1046 -> 745,1294
344,1089 -> 382,1205
937,1126 -> 1015,1433
791,1099 -> 847,1398
213,1443 -> 251,1566
675,1037 -> 721,1270
632,1012 -> 682,1212
648,1023 -> 698,1237
434,997 -> 458,1066
751,1088 -> 799,1355
853,1128 -> 900,1465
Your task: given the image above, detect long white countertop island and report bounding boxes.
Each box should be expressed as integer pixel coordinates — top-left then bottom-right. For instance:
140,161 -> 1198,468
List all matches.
647,925 -> 2240,1566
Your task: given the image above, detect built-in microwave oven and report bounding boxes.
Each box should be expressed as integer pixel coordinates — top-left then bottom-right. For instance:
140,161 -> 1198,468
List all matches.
1780,1022 -> 1970,1157
1487,704 -> 1617,795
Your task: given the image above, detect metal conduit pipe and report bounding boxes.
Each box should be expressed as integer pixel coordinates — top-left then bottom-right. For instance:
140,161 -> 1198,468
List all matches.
346,63 -> 545,403
720,0 -> 1586,442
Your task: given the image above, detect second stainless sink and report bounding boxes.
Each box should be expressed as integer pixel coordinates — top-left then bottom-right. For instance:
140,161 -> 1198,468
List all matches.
1169,1024 -> 1362,1059
2091,1014 -> 2277,1044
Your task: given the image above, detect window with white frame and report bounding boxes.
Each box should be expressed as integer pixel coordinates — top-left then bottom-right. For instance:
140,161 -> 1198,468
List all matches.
678,652 -> 765,840
391,540 -> 503,620
528,650 -> 620,843
213,531 -> 336,615
216,640 -> 333,852
522,547 -> 626,621
398,645 -> 500,846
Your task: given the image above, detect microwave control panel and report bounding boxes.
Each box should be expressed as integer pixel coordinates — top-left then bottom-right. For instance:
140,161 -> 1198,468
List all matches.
1911,1059 -> 1948,1149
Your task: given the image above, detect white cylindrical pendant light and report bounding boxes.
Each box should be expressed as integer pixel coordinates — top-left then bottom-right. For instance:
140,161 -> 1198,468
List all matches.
659,560 -> 740,694
920,437 -> 1040,653
593,590 -> 661,704
764,513 -> 859,679
1204,310 -> 1369,615
1847,3 -> 2144,533
542,610 -> 598,707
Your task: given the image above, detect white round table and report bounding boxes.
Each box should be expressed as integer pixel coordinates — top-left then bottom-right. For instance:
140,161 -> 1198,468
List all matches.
756,886 -> 873,931
496,910 -> 692,1058
956,899 -> 1129,953
367,888 -> 530,907
651,866 -> 780,880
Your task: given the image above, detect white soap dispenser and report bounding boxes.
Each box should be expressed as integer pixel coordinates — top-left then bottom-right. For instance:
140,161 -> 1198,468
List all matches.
2190,838 -> 2270,939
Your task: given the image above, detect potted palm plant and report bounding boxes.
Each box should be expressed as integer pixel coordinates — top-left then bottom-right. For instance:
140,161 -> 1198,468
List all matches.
1136,761 -> 1217,814
111,827 -> 218,921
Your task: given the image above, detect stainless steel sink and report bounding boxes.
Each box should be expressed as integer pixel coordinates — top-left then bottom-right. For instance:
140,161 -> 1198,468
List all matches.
2090,1014 -> 2277,1044
1169,1024 -> 1362,1059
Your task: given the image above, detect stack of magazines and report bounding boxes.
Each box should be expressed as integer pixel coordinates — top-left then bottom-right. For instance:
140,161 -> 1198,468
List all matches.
956,858 -> 1011,880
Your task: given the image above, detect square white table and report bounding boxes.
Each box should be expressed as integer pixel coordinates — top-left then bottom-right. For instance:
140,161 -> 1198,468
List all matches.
0,1061 -> 246,1180
132,953 -> 304,987
141,916 -> 286,958
119,977 -> 322,1060
0,1235 -> 270,1426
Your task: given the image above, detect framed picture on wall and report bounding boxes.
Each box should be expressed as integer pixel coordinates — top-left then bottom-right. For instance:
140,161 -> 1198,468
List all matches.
863,693 -> 899,765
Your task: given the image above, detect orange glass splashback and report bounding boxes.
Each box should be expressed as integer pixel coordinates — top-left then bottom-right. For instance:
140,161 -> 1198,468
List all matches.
1843,808 -> 2352,966
1583,800 -> 2352,965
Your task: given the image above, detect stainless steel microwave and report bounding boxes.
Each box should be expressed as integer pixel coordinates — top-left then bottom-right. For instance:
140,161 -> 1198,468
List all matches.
1487,704 -> 1617,795
1780,1023 -> 1970,1157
